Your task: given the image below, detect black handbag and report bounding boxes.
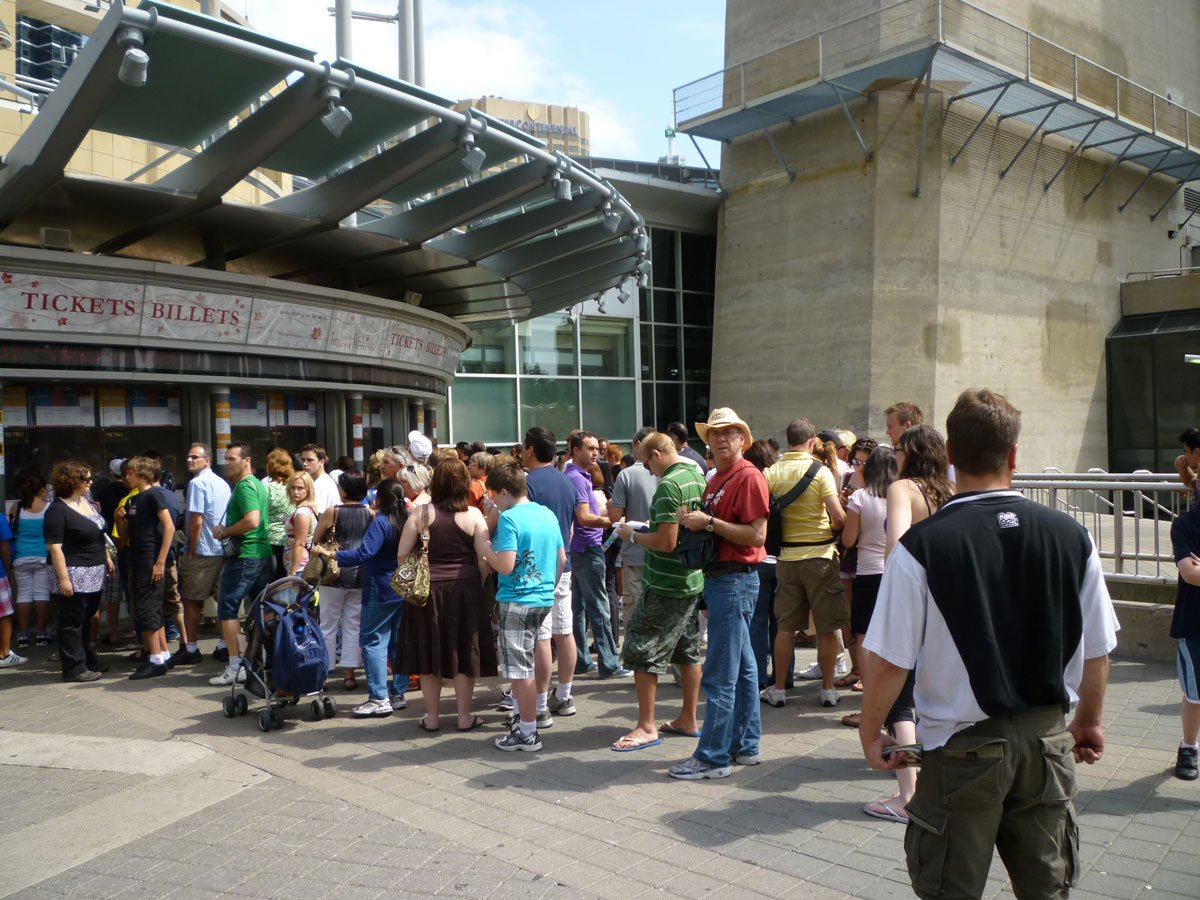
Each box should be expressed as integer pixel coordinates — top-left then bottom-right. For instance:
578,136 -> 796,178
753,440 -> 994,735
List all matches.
676,526 -> 719,570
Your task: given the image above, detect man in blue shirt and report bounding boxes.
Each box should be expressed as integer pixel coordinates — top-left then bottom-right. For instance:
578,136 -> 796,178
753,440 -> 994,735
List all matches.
484,460 -> 565,752
178,443 -> 231,665
522,426 -> 583,719
563,431 -> 629,680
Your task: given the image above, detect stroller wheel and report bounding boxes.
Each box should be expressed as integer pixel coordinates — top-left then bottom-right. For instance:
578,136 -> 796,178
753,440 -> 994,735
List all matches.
222,696 -> 236,718
323,697 -> 336,719
309,699 -> 322,721
270,707 -> 284,729
257,709 -> 271,732
235,694 -> 248,715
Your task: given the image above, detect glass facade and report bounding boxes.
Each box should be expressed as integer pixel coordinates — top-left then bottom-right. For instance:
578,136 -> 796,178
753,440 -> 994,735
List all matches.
449,226 -> 716,444
1106,312 -> 1200,470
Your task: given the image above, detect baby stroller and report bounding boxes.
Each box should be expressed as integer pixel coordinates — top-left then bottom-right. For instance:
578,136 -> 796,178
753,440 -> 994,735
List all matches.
221,576 -> 334,731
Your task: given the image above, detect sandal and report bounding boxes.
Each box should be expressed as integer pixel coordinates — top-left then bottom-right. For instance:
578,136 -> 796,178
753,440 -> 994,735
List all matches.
851,680 -> 865,693
833,673 -> 861,689
455,715 -> 485,732
863,799 -> 909,824
417,717 -> 440,733
840,713 -> 861,728
343,672 -> 357,691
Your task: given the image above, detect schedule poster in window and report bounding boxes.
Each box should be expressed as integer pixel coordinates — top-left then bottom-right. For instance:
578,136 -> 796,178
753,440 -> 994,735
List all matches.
230,392 -> 267,427
99,387 -> 129,427
3,386 -> 28,427
130,389 -> 180,427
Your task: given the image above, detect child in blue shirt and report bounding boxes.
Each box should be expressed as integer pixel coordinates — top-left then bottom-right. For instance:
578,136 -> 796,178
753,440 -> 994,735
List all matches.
483,460 -> 564,752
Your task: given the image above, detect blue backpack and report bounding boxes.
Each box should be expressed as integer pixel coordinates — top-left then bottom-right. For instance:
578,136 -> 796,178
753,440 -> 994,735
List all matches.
271,604 -> 328,696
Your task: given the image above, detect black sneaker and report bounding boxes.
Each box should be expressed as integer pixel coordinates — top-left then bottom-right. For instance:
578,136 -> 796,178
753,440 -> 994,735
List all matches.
1176,745 -> 1199,781
129,661 -> 168,681
16,631 -> 31,649
213,646 -> 230,663
167,647 -> 203,668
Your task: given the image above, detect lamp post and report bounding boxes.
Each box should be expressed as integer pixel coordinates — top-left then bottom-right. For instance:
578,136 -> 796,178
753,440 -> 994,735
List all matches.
327,1 -> 424,86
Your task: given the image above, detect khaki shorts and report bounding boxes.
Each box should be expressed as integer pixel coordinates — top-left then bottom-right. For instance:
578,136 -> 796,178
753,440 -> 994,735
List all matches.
179,554 -> 224,605
162,559 -> 182,618
536,571 -> 574,641
774,556 -> 848,633
905,706 -> 1078,900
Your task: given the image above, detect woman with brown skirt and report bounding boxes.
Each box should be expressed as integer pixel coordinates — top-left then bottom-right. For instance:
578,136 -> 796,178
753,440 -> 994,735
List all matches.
397,459 -> 496,732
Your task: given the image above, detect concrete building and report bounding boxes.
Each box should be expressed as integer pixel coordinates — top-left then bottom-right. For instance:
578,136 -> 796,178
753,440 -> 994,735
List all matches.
0,0 -> 644,490
675,0 -> 1200,471
453,96 -> 589,158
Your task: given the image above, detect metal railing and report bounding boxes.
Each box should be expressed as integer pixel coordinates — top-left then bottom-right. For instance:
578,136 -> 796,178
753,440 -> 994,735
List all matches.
674,0 -> 1200,150
1013,471 -> 1186,586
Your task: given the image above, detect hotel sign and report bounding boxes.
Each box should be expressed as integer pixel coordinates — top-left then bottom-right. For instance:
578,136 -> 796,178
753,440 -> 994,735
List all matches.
0,270 -> 463,376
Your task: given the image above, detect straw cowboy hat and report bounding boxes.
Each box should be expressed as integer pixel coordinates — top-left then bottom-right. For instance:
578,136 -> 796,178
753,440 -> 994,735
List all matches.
695,407 -> 754,446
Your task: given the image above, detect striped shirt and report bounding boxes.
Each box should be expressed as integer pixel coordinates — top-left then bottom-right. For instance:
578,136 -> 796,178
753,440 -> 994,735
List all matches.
764,451 -> 838,562
643,462 -> 706,599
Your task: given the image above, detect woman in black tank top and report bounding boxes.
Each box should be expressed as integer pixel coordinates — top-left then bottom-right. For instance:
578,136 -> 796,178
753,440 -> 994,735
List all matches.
396,460 -> 496,732
312,471 -> 372,691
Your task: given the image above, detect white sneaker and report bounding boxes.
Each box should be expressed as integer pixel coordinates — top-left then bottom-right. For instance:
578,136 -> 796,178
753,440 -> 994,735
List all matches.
0,651 -> 28,668
389,695 -> 408,711
798,661 -> 823,680
819,687 -> 839,707
759,686 -> 786,707
353,698 -> 393,718
208,666 -> 246,686
835,656 -> 850,677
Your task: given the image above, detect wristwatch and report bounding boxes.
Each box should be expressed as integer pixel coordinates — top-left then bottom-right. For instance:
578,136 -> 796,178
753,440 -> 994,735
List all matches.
705,516 -> 715,533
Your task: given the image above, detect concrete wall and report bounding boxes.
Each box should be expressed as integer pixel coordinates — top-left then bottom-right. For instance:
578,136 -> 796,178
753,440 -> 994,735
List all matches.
711,0 -> 1200,468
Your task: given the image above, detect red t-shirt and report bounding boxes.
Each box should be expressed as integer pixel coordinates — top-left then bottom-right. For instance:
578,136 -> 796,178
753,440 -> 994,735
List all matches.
703,457 -> 770,564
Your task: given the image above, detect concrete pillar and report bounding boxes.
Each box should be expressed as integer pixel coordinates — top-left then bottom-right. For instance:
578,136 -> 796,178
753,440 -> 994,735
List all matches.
348,392 -> 364,467
211,387 -> 230,453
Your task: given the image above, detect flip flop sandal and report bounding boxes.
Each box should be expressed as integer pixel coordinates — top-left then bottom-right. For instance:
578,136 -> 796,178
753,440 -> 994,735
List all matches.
658,722 -> 701,738
417,717 -> 440,733
851,681 -> 865,692
611,736 -> 663,752
833,673 -> 861,688
456,716 -> 485,732
863,799 -> 910,824
840,713 -> 861,728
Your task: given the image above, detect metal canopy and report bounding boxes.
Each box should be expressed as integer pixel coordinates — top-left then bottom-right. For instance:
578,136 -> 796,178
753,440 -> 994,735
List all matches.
674,0 -> 1200,219
0,0 -> 644,324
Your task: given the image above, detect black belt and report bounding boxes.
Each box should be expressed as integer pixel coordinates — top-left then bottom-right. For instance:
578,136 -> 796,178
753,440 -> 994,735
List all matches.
705,563 -> 752,576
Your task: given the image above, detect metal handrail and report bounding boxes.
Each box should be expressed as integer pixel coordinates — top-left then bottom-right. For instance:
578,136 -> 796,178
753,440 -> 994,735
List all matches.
1014,473 -> 1184,586
1122,267 -> 1200,282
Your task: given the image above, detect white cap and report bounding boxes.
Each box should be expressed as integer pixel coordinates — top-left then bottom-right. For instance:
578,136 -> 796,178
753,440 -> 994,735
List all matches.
108,457 -> 125,477
408,430 -> 432,462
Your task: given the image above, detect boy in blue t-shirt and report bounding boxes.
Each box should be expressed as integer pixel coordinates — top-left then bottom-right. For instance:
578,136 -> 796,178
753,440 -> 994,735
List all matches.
483,460 -> 565,752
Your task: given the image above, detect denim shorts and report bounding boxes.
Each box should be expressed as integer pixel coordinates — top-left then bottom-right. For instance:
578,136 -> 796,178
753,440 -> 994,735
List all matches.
217,555 -> 272,621
1178,638 -> 1200,704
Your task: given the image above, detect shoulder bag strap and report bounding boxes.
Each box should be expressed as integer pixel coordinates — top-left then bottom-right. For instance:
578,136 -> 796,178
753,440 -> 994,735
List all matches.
776,461 -> 823,511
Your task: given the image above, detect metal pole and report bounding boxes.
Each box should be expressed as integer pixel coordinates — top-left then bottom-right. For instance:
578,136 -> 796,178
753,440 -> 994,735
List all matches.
412,0 -> 425,87
950,83 -> 1012,165
1149,164 -> 1200,221
398,0 -> 414,83
1043,119 -> 1100,191
1118,150 -> 1172,212
334,0 -> 352,60
999,102 -> 1060,178
1082,136 -> 1138,203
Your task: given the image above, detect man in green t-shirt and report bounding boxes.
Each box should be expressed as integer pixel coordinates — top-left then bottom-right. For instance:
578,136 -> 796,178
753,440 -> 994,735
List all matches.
612,432 -> 707,752
208,441 -> 272,687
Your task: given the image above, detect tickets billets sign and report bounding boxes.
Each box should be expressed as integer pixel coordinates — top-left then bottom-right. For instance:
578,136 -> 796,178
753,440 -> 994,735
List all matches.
0,270 -> 464,375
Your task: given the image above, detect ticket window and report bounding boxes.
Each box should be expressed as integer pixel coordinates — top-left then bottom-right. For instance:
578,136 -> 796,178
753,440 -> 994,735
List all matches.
225,391 -> 318,475
2,385 -> 186,498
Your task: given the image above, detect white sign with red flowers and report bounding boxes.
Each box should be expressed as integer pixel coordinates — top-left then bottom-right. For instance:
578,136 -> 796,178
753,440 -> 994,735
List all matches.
142,285 -> 250,342
0,271 -> 143,335
247,297 -> 332,352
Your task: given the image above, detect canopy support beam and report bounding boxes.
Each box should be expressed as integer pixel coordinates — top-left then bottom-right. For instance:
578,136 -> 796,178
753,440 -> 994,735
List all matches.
1082,136 -> 1139,203
828,81 -> 872,162
1118,150 -> 1173,212
755,112 -> 795,182
1150,164 -> 1200,222
1043,119 -> 1102,191
950,81 -> 1012,166
999,101 -> 1062,178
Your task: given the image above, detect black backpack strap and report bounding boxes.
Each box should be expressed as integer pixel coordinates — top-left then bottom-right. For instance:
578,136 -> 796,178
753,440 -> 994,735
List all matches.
775,461 -> 823,512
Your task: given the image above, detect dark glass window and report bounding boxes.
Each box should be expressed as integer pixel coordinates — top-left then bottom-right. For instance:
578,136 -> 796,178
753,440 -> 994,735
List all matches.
653,291 -> 679,324
654,326 -> 681,381
639,324 -> 653,380
682,293 -> 714,328
654,383 -> 682,429
651,228 -> 676,289
680,232 -> 716,293
683,327 -> 712,383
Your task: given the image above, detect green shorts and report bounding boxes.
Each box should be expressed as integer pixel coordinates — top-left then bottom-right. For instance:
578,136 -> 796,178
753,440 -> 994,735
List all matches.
904,706 -> 1080,900
620,588 -> 701,675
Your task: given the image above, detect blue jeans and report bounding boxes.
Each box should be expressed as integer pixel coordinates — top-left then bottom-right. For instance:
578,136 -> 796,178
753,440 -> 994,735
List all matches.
360,599 -> 406,701
694,570 -> 762,768
750,562 -> 794,688
217,555 -> 272,621
571,547 -> 621,677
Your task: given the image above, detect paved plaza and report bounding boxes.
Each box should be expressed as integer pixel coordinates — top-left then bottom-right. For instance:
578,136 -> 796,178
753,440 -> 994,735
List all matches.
1,640 -> 1197,900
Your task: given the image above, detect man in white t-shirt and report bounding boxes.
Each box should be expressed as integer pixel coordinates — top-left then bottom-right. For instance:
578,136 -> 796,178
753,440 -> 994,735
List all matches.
300,443 -> 339,515
860,388 -> 1119,900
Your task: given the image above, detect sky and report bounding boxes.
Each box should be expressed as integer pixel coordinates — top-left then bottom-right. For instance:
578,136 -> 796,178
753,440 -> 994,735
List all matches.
225,0 -> 727,166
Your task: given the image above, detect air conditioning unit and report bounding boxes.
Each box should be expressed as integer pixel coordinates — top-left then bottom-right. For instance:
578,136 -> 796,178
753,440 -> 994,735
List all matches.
39,227 -> 71,251
402,290 -> 423,307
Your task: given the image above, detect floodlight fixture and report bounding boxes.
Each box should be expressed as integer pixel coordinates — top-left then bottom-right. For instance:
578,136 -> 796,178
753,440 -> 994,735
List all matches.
460,133 -> 487,175
602,203 -> 621,233
119,48 -> 149,87
321,102 -> 353,137
617,286 -> 630,303
635,233 -> 649,254
553,173 -> 573,201
597,298 -> 607,314
637,272 -> 649,288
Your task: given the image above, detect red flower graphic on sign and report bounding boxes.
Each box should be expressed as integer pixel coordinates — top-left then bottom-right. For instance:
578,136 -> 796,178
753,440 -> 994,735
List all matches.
57,317 -> 68,326
30,280 -> 38,288
311,327 -> 322,341
2,273 -> 11,284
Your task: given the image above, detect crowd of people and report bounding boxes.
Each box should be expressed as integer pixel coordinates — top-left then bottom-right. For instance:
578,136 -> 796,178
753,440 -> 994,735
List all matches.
0,389 -> 1139,897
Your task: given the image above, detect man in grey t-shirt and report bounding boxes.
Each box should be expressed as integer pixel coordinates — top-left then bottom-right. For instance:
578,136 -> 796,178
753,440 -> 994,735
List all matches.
608,427 -> 658,642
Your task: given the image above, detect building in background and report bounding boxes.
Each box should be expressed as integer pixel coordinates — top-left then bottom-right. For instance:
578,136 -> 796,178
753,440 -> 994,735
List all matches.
449,157 -> 720,445
0,0 -> 644,492
673,0 -> 1200,470
453,96 -> 589,158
